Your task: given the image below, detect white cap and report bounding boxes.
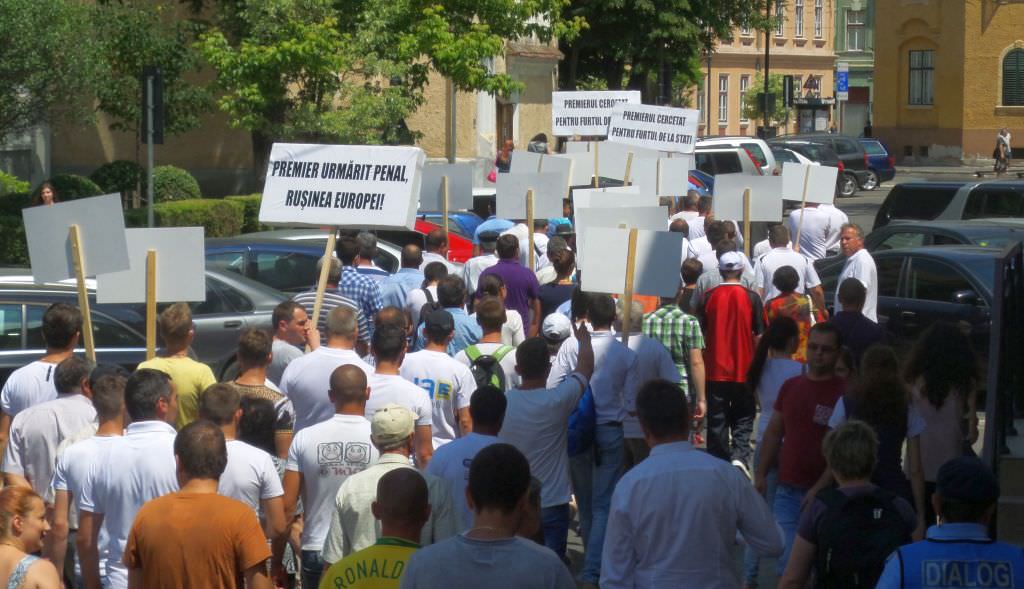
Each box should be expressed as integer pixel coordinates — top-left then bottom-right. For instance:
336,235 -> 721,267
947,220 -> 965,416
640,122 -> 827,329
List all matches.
719,251 -> 743,272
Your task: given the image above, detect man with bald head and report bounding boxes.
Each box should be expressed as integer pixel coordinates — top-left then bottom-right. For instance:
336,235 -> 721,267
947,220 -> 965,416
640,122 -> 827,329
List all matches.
668,218 -> 696,261
318,468 -> 430,589
381,244 -> 425,310
280,364 -> 380,589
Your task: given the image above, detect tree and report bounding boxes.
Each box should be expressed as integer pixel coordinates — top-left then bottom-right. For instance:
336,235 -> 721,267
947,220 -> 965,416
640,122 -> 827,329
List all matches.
0,0 -> 102,141
741,73 -> 793,127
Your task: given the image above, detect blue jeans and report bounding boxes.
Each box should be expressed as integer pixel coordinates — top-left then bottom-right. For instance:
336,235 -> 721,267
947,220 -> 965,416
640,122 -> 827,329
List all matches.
772,483 -> 807,576
300,549 -> 324,589
579,424 -> 625,584
743,448 -> 779,585
541,504 -> 570,560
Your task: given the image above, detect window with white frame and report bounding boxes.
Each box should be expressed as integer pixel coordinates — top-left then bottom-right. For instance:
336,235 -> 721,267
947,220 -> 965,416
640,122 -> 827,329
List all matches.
814,0 -> 824,38
846,10 -> 865,51
775,2 -> 785,37
909,50 -> 934,105
741,25 -> 752,36
794,75 -> 804,99
718,75 -> 729,123
795,0 -> 805,38
739,75 -> 750,122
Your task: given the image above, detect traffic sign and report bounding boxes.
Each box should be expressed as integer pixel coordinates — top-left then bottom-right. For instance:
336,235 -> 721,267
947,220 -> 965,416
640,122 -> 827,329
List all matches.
836,62 -> 849,101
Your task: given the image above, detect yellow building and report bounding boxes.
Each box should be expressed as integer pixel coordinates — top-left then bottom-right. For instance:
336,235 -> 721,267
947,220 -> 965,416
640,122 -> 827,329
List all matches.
873,0 -> 1024,162
695,0 -> 838,137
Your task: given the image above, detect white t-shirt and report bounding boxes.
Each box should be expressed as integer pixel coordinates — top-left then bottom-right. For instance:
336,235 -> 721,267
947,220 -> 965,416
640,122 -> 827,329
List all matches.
406,285 -> 440,329
670,210 -> 699,223
755,359 -> 804,442
280,346 -> 374,432
400,350 -> 477,447
819,204 -> 849,253
752,239 -> 773,261
688,216 -> 707,240
754,247 -> 823,300
786,206 -> 833,261
469,309 -> 525,347
499,373 -> 588,507
453,342 -> 521,390
218,439 -> 284,512
0,360 -> 58,417
689,236 -> 713,261
622,335 -> 681,439
419,252 -> 457,275
364,373 -> 433,427
828,398 -> 927,438
462,254 -> 499,294
836,249 -> 878,322
285,414 -> 378,551
2,393 -> 97,498
268,338 -> 303,387
52,430 -> 112,578
425,433 -> 500,530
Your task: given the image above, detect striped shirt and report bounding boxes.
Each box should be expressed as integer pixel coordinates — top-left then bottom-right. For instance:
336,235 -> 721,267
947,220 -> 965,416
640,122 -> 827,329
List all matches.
292,289 -> 368,344
641,305 -> 705,395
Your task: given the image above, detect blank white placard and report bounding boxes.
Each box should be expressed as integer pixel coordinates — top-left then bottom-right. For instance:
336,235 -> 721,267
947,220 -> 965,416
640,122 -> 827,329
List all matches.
510,151 -> 544,174
96,227 -> 206,304
572,187 -> 659,210
712,174 -> 784,222
419,163 -> 474,211
580,227 -> 683,298
23,193 -> 130,283
539,154 -> 573,197
549,152 -> 596,186
574,204 -> 668,266
595,141 -> 661,181
565,141 -> 591,154
495,172 -> 566,219
781,162 -> 839,204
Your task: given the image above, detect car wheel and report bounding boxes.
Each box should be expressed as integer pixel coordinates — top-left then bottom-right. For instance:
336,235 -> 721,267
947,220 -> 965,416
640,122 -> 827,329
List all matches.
839,173 -> 858,197
860,170 -> 879,191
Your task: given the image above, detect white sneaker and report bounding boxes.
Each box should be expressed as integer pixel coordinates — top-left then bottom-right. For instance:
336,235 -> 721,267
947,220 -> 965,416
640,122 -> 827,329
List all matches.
732,459 -> 751,480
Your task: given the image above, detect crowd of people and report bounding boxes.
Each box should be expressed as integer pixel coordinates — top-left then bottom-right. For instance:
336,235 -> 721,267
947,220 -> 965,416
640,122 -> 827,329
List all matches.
0,192 -> 1020,589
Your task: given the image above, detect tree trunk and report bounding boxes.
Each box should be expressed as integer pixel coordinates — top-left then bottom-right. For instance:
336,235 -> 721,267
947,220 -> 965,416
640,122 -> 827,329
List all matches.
251,131 -> 273,186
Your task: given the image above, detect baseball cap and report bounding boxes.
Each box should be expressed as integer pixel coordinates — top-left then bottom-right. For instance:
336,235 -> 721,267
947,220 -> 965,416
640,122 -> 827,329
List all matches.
718,251 -> 743,272
554,223 -> 575,236
542,313 -> 572,342
371,404 -> 416,447
478,231 -> 500,246
936,456 -> 1000,504
424,309 -> 454,337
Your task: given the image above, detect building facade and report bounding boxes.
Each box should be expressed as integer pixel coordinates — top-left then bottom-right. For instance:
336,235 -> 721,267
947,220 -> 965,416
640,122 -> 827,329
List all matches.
873,0 -> 1024,162
834,0 -> 874,136
694,0 -> 837,137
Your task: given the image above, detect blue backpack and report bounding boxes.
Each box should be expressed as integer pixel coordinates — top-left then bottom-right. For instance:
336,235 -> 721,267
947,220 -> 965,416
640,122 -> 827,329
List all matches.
567,384 -> 596,456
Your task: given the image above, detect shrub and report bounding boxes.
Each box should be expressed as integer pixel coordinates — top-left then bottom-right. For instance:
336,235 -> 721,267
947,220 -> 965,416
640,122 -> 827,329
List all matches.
48,174 -> 103,200
152,165 -> 201,202
151,198 -> 245,237
0,171 -> 29,196
90,160 -> 143,194
0,216 -> 29,265
0,192 -> 32,216
225,193 -> 263,233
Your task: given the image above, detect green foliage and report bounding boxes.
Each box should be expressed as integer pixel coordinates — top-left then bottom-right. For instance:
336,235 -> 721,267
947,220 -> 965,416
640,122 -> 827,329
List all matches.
741,73 -> 794,127
0,171 -> 29,196
0,216 -> 29,265
148,198 -> 245,237
152,166 -> 201,202
48,174 -> 103,200
0,193 -> 31,216
225,194 -> 264,233
90,160 -> 144,194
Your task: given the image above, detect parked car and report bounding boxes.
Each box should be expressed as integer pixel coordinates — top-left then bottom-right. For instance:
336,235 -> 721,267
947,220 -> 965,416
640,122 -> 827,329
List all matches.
873,181 -> 1024,230
776,133 -> 871,194
770,145 -> 818,171
412,218 -> 474,263
864,219 -> 1024,252
859,138 -> 896,189
416,212 -> 484,241
696,137 -> 777,176
693,146 -> 763,177
769,138 -> 851,197
232,230 -> 402,274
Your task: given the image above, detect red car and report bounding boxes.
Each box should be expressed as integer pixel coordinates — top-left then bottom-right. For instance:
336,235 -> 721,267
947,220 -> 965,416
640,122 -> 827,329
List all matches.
413,219 -> 474,263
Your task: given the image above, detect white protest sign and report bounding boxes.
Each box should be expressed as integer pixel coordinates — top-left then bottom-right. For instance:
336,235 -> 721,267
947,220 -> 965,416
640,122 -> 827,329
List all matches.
630,157 -> 692,196
580,227 -> 683,297
23,193 -> 130,283
419,163 -> 474,211
712,174 -> 784,222
539,154 -> 574,197
495,173 -> 566,218
510,150 -> 544,174
607,103 -> 700,153
574,204 -> 668,266
96,228 -> 206,304
781,162 -> 839,204
573,187 -> 659,209
596,141 -> 661,181
552,90 -> 642,136
259,143 -> 425,229
564,141 -> 591,154
548,152 -> 595,186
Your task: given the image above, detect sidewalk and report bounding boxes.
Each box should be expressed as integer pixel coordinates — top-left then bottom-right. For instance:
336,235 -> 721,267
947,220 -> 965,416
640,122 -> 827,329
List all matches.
896,163 -> 1024,177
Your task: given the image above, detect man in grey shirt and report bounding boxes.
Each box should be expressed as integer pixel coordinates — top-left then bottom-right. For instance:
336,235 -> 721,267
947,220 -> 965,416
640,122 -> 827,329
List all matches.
267,301 -> 317,387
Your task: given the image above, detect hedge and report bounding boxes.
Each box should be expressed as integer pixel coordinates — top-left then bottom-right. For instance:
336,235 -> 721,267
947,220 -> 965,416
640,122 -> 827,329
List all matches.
48,174 -> 103,200
0,216 -> 29,265
0,192 -> 31,216
152,165 -> 201,202
90,160 -> 143,195
146,199 -> 245,237
0,171 -> 29,196
225,193 -> 263,233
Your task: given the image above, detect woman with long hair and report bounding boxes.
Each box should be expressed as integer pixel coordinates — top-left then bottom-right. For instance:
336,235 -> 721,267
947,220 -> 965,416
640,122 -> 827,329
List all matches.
903,321 -> 980,526
0,487 -> 60,588
828,344 -> 927,540
31,182 -> 57,207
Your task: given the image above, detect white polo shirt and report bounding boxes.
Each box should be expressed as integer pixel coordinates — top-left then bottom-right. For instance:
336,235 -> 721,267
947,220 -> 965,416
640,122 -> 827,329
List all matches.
622,334 -> 681,439
0,360 -> 59,417
85,420 -> 178,589
400,350 -> 476,448
280,346 -> 373,433
2,393 -> 97,498
51,430 -> 112,575
753,246 -> 823,300
786,206 -> 833,261
285,414 -> 378,551
425,433 -> 500,530
548,331 -> 638,424
218,439 -> 284,512
836,248 -> 878,322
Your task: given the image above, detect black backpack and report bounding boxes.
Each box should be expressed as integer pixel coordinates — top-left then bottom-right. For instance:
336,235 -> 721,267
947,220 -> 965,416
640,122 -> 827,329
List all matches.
415,288 -> 444,346
814,487 -> 911,589
464,344 -> 515,392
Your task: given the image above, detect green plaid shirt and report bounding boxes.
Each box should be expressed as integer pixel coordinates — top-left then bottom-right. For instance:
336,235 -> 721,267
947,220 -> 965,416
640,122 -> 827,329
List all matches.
642,304 -> 705,394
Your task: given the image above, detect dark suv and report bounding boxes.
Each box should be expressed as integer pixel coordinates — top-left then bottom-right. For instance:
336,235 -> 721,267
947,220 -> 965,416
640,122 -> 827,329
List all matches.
776,133 -> 872,196
873,181 -> 1024,230
768,139 -> 845,197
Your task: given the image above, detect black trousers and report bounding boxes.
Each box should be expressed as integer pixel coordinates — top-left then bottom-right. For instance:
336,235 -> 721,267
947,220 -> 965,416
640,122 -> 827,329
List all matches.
706,381 -> 755,469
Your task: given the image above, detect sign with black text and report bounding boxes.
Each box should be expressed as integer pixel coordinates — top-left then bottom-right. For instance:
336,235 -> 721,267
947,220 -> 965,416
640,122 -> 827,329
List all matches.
607,104 -> 700,153
552,90 -> 641,136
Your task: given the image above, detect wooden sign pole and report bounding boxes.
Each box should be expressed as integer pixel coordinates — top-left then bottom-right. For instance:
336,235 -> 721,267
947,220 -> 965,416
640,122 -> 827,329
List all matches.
620,227 -> 639,346
68,225 -> 96,363
145,249 -> 157,360
526,189 -> 536,271
793,166 -> 811,254
592,142 -> 600,188
309,229 -> 338,352
742,188 -> 752,259
441,175 -> 450,242
623,152 -> 635,186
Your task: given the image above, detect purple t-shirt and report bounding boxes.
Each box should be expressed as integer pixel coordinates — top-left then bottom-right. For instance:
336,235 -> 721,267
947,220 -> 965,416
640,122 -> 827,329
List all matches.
478,259 -> 540,326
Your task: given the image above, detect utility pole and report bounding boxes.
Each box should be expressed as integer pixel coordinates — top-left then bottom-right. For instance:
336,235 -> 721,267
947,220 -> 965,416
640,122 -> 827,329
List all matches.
762,0 -> 773,137
447,79 -> 457,164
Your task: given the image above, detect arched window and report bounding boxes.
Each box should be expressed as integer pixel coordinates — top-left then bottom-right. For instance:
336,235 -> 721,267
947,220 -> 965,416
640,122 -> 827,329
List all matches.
1004,48 -> 1024,106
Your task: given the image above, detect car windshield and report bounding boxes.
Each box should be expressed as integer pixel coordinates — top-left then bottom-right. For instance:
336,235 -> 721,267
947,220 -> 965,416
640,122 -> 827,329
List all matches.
861,141 -> 887,156
788,143 -> 835,164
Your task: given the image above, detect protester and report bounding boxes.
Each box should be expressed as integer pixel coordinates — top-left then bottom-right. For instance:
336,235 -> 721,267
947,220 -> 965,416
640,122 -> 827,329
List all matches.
472,204 -> 515,250
690,237 -> 756,311
462,231 -> 500,297
293,255 -> 368,350
319,469 -> 430,589
668,218 -> 696,261
400,310 -> 477,448
692,220 -> 727,270
124,420 -> 273,588
753,225 -> 825,305
337,232 -> 385,339
541,314 -> 573,357
280,306 -> 373,432
3,356 -> 95,496
475,274 -> 526,346
535,235 -> 570,285
477,234 -> 542,337
321,404 -> 457,564
0,487 -> 61,587
199,383 -> 286,539
454,297 -> 520,390
281,365 -> 379,589
538,249 -> 576,319
835,223 -> 878,322
696,251 -> 763,475
365,323 -> 433,467
400,443 -> 576,589
643,282 -> 706,417
532,218 -> 550,259
230,329 -> 295,459
267,301 -> 317,387
677,258 -> 703,312
354,232 -> 390,282
78,369 -> 179,589
819,201 -> 850,255
755,322 -> 846,575
419,229 -> 456,274
601,379 -> 783,589
426,386 -> 506,530
414,275 -> 481,355
779,420 -> 915,589
381,244 -> 426,310
786,202 -> 834,261
876,456 -> 1024,588
763,266 -> 822,363
688,195 -> 712,241
669,190 -> 701,223
406,261 -> 448,330
137,302 -> 216,428
904,322 -> 980,526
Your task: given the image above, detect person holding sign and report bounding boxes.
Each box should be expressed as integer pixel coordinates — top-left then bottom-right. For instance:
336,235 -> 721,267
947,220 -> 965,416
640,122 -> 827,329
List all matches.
337,234 -> 385,340
786,203 -> 833,261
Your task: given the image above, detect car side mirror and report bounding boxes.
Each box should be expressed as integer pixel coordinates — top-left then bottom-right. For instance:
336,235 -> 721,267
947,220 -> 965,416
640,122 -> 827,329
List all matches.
951,289 -> 979,306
